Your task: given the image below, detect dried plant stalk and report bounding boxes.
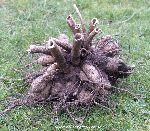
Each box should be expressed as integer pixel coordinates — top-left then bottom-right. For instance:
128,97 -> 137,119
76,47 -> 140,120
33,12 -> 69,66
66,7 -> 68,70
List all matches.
67,15 -> 76,34
53,38 -> 72,52
74,24 -> 81,34
80,48 -> 88,58
73,4 -> 86,33
85,28 -> 101,49
47,40 -> 67,72
89,18 -> 98,33
71,33 -> 83,65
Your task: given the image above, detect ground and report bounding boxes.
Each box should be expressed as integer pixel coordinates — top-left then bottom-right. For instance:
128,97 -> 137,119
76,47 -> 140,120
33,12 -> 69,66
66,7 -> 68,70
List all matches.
0,0 -> 150,130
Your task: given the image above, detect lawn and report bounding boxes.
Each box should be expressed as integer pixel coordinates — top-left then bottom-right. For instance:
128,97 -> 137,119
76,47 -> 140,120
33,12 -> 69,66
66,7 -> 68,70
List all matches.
0,0 -> 150,130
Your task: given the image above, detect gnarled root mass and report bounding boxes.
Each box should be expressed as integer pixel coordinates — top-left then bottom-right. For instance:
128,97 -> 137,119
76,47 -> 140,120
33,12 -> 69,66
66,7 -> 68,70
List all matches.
1,4 -> 135,123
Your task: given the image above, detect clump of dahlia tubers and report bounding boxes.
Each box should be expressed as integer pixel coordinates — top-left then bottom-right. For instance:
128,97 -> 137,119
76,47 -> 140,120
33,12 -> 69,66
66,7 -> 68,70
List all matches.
0,4 -> 135,123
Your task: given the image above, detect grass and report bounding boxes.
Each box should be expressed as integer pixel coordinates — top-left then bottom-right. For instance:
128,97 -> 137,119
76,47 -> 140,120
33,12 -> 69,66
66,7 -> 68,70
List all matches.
0,0 -> 150,130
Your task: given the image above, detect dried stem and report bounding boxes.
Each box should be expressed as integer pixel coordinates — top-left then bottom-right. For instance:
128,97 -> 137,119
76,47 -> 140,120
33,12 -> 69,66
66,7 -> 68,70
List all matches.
74,24 -> 81,34
71,33 -> 83,65
66,15 -> 76,34
80,48 -> 88,58
47,39 -> 67,72
73,4 -> 86,33
89,18 -> 98,33
85,27 -> 101,49
53,38 -> 72,52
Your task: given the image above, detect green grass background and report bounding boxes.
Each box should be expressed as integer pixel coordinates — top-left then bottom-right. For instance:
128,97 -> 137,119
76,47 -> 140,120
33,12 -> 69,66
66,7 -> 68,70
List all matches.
0,0 -> 150,130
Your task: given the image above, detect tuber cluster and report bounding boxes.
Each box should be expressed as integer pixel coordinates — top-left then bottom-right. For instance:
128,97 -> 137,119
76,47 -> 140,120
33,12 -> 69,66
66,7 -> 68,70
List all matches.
0,5 -> 134,123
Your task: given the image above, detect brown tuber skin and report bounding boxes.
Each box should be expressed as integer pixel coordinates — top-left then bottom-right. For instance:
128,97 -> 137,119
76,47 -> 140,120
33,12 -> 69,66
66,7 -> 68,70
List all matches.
37,55 -> 55,66
81,62 -> 111,89
27,45 -> 52,55
1,4 -> 134,124
30,63 -> 57,93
